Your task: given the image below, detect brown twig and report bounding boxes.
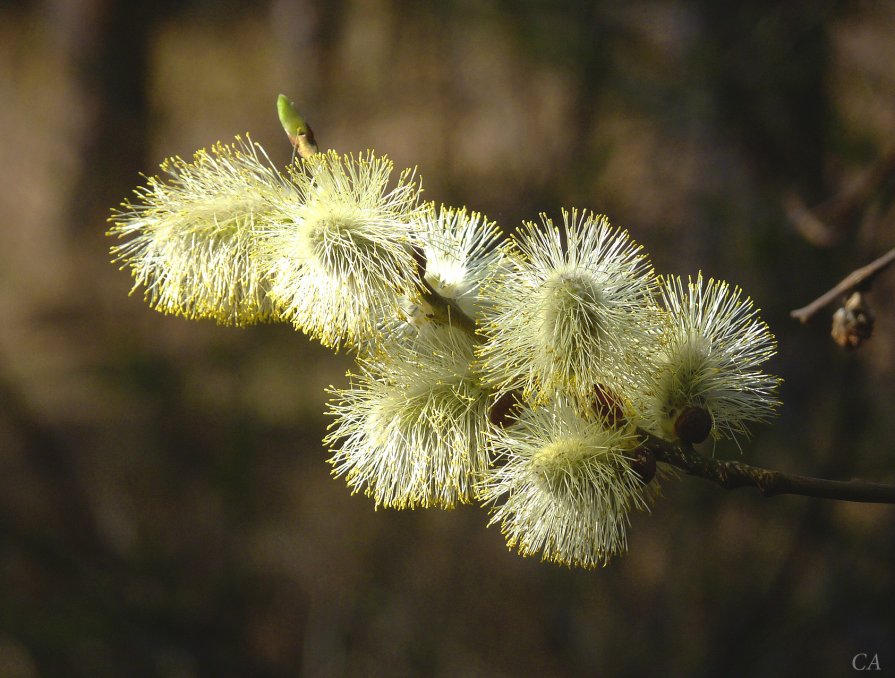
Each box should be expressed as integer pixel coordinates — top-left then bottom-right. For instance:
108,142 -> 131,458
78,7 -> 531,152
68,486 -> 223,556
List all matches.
790,246 -> 895,323
639,430 -> 895,504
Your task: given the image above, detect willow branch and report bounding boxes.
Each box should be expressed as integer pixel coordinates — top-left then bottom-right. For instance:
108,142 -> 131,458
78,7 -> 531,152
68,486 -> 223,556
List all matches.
412,258 -> 895,504
639,430 -> 895,504
386,122 -> 894,506
790,246 -> 895,323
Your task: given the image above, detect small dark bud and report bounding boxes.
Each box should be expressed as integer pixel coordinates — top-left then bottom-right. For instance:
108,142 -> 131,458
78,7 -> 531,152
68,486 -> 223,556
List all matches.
628,447 -> 656,484
411,245 -> 427,282
489,390 -> 522,427
674,406 -> 713,444
591,384 -> 625,428
831,291 -> 874,350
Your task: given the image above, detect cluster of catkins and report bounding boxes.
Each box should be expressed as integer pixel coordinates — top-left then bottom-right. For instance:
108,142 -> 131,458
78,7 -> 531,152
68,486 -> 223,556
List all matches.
109,135 -> 779,568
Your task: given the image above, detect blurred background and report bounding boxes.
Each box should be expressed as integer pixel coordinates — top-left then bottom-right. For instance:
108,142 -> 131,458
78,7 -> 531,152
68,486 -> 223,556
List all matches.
1,0 -> 894,675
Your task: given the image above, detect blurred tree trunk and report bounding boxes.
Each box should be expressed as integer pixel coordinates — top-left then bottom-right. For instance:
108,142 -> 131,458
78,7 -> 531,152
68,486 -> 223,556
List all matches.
55,0 -> 181,234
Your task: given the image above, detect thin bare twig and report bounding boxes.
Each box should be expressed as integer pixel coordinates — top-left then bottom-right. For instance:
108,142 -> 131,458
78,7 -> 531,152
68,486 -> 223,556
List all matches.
790,246 -> 895,323
639,430 -> 895,504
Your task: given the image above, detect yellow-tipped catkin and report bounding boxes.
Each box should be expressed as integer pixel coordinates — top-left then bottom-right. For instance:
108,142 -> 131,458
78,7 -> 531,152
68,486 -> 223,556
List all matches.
477,208 -> 661,404
326,323 -> 490,509
109,136 -> 291,326
259,150 -> 425,350
480,398 -> 655,568
643,273 -> 780,442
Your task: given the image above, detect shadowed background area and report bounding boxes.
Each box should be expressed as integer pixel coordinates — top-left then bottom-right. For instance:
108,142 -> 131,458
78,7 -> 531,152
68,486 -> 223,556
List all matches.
1,1 -> 894,676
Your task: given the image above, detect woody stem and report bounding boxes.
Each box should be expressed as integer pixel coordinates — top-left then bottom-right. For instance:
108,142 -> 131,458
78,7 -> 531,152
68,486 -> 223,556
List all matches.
639,430 -> 895,504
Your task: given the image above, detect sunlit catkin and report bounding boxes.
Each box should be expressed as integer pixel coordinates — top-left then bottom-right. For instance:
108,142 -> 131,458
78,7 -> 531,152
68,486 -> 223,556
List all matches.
326,323 -> 490,508
260,150 -> 424,349
477,209 -> 660,403
643,274 -> 780,443
109,137 -> 292,325
480,399 -> 654,568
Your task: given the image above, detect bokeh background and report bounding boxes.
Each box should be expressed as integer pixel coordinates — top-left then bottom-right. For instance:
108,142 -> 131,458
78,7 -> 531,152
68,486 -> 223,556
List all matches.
1,1 -> 894,676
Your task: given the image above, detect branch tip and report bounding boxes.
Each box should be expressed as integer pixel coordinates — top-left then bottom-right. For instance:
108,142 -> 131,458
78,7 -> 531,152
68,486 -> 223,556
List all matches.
277,94 -> 319,158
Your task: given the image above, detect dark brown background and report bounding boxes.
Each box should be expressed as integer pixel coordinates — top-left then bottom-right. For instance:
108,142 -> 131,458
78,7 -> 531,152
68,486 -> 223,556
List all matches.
1,1 -> 893,676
